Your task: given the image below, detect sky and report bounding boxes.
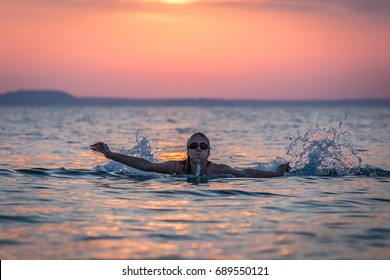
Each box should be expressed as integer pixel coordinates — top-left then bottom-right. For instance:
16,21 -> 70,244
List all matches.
0,0 -> 389,100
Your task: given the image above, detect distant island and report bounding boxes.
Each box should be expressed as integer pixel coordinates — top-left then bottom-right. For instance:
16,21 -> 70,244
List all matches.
0,90 -> 78,106
1,89 -> 389,106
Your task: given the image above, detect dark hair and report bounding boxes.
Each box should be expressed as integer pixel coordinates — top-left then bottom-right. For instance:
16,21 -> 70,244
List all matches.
183,132 -> 211,174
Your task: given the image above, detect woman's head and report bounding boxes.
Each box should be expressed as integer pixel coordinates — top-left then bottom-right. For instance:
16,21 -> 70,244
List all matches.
186,132 -> 210,161
186,132 -> 210,149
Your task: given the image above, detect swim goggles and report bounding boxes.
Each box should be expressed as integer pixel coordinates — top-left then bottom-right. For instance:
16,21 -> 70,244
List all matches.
188,142 -> 209,150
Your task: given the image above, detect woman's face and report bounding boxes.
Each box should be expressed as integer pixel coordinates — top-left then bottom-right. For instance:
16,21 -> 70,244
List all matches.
187,135 -> 210,162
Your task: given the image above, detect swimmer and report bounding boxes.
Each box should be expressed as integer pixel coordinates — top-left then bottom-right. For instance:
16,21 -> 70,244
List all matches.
90,132 -> 290,177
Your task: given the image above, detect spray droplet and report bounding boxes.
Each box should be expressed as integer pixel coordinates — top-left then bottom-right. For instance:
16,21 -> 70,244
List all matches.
195,163 -> 201,176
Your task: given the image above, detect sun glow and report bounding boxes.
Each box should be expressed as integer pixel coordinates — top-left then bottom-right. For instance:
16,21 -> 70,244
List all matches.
160,0 -> 195,4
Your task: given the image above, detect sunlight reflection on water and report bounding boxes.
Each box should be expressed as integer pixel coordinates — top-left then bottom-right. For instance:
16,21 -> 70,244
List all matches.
0,105 -> 389,259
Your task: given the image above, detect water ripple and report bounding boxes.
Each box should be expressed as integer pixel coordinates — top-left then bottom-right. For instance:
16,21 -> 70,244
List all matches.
346,228 -> 390,241
0,239 -> 27,246
153,189 -> 287,198
1,165 -> 389,179
76,235 -> 125,241
0,214 -> 41,224
367,198 -> 390,203
147,233 -> 196,241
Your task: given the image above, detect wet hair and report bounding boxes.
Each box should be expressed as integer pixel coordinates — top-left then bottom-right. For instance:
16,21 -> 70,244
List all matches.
183,132 -> 211,174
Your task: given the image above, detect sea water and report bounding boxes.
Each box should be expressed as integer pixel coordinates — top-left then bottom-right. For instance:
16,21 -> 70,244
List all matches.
0,104 -> 389,259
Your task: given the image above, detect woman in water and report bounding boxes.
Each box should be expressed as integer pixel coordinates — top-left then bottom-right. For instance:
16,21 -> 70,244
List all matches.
90,132 -> 290,177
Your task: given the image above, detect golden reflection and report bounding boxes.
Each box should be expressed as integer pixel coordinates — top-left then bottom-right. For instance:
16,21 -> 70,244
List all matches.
3,218 -> 390,259
139,199 -> 190,209
7,154 -> 61,169
147,221 -> 189,234
74,150 -> 106,168
7,149 -> 108,169
69,238 -> 181,259
160,151 -> 187,161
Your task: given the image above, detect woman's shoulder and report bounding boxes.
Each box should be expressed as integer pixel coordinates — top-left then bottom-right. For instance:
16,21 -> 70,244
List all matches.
172,160 -> 186,175
208,162 -> 245,177
150,160 -> 185,175
207,162 -> 233,174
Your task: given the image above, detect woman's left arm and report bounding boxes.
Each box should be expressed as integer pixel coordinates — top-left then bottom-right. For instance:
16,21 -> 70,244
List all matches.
215,163 -> 290,178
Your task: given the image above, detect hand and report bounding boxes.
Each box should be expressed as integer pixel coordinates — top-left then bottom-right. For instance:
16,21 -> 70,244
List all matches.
276,163 -> 291,176
90,142 -> 112,159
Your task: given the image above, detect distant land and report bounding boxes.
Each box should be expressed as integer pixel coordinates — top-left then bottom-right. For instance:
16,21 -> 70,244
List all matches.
1,90 -> 389,106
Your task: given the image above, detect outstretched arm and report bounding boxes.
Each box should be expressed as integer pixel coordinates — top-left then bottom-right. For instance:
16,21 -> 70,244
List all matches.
90,142 -> 177,174
214,163 -> 290,178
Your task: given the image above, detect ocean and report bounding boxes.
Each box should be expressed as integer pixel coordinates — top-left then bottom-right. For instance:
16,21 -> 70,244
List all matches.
0,104 -> 389,259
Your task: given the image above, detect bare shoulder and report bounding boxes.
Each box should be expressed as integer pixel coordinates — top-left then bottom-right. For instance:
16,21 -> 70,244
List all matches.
208,163 -> 230,173
208,162 -> 244,176
150,160 -> 184,175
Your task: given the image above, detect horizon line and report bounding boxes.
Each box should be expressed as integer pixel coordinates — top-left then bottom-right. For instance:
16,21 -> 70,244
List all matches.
1,89 -> 390,102
78,97 -> 390,102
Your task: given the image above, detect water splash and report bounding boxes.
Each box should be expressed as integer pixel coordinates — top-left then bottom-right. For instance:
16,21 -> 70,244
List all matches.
254,156 -> 288,172
287,124 -> 362,176
93,131 -> 158,176
121,130 -> 156,163
195,162 -> 201,176
183,162 -> 206,185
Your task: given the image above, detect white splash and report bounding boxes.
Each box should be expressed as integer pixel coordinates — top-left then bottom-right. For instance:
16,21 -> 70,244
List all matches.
195,162 -> 201,176
287,124 -> 362,176
254,156 -> 288,172
93,130 -> 158,176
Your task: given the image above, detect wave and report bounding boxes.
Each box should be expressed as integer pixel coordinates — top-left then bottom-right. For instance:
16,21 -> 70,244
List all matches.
1,167 -> 123,179
354,166 -> 390,177
1,164 -> 389,180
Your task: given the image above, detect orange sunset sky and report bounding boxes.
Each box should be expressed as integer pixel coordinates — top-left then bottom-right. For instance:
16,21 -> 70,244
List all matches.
1,0 -> 389,100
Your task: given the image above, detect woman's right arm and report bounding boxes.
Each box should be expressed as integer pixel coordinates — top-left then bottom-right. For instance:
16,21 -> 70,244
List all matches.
90,142 -> 178,174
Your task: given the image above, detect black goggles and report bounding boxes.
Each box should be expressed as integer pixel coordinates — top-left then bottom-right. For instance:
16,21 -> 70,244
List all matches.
188,142 -> 209,150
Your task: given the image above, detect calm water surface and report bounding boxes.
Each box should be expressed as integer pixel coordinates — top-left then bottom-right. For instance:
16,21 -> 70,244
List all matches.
0,105 -> 389,259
